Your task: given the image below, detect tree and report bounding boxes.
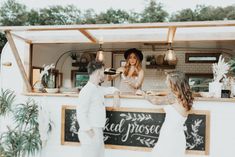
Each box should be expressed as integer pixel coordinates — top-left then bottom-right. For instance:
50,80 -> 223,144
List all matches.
82,9 -> 97,24
128,11 -> 141,23
194,5 -> 225,21
140,0 -> 168,22
0,33 -> 7,53
170,8 -> 195,21
36,5 -> 82,25
96,8 -> 130,24
26,9 -> 41,26
0,0 -> 28,26
224,5 -> 235,20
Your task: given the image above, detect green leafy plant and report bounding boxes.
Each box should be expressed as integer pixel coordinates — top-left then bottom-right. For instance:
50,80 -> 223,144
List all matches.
229,57 -> 235,76
70,52 -> 78,60
0,89 -> 52,157
0,89 -> 15,116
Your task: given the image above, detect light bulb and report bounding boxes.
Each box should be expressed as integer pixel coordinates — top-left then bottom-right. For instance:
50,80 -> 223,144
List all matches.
96,50 -> 104,62
165,49 -> 176,61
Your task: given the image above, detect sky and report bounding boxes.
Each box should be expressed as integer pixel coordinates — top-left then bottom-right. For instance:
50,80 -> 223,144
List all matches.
1,0 -> 235,14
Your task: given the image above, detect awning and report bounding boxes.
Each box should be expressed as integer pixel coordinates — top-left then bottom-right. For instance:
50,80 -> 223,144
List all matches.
1,20 -> 235,92
0,20 -> 235,44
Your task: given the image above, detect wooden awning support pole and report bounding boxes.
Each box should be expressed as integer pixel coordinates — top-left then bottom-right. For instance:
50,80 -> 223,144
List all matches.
5,31 -> 32,92
167,27 -> 176,43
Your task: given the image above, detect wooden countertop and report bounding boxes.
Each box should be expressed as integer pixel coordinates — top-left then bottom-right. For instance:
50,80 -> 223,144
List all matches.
23,92 -> 235,102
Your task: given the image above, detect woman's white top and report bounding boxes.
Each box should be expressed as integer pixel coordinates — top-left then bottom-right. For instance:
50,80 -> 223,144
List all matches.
151,105 -> 187,157
118,67 -> 144,93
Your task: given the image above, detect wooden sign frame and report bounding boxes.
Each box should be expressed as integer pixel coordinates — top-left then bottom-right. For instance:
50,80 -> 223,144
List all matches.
61,105 -> 210,155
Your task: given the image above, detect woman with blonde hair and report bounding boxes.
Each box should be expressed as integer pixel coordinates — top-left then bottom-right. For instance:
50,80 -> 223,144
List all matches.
108,48 -> 144,93
151,70 -> 193,157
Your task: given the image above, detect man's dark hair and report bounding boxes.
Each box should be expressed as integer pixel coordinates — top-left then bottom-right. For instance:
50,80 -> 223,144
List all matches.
87,60 -> 104,75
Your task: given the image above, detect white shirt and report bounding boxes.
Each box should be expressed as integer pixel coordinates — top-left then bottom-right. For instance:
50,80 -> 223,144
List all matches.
76,81 -> 118,131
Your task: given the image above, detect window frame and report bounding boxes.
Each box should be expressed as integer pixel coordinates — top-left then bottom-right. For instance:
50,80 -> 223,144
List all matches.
185,53 -> 221,63
186,73 -> 213,92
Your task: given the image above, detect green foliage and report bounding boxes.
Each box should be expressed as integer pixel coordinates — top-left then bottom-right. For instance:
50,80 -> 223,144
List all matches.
140,0 -> 168,22
36,5 -> 82,25
170,4 -> 235,22
14,99 -> 39,129
96,8 -> 130,24
81,9 -> 97,24
0,89 -> 15,116
0,33 -> 7,51
0,89 -> 52,157
229,57 -> 235,75
224,6 -> 235,20
170,9 -> 195,22
0,0 -> 28,26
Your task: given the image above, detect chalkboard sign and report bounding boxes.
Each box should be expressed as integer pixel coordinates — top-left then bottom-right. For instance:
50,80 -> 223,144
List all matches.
61,106 -> 80,145
61,106 -> 210,155
104,107 -> 165,151
185,110 -> 210,155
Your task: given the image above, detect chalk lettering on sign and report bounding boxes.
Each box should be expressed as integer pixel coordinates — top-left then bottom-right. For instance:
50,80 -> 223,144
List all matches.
120,113 -> 153,122
69,113 -> 78,137
185,119 -> 204,150
104,110 -> 164,147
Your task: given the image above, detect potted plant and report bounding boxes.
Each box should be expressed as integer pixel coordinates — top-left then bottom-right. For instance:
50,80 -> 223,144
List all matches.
70,52 -> 78,63
0,89 -> 53,157
209,55 -> 230,98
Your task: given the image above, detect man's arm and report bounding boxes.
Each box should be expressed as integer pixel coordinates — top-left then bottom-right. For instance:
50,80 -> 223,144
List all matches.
100,86 -> 119,95
76,87 -> 92,131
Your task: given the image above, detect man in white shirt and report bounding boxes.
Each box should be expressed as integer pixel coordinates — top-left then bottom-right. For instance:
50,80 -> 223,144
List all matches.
76,60 -> 119,157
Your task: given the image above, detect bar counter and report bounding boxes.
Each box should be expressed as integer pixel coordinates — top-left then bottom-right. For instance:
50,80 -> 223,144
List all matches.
24,92 -> 235,102
21,91 -> 235,157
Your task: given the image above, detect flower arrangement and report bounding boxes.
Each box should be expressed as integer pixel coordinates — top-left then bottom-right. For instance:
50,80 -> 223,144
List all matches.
209,55 -> 230,98
212,55 -> 230,82
40,63 -> 56,88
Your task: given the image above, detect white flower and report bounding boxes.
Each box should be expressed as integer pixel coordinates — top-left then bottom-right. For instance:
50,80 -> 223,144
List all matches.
40,63 -> 55,80
212,55 -> 229,82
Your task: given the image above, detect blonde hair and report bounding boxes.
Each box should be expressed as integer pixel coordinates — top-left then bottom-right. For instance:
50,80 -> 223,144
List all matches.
124,53 -> 142,77
166,71 -> 193,111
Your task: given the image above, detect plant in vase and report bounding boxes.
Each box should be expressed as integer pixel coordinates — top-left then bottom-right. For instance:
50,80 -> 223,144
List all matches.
40,64 -> 58,93
209,55 -> 230,98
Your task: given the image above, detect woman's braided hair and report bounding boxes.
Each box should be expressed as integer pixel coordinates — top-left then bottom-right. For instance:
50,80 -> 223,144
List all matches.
166,70 -> 194,111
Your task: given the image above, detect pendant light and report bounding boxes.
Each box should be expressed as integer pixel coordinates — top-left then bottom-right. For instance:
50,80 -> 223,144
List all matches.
96,37 -> 104,62
165,43 -> 176,61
